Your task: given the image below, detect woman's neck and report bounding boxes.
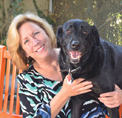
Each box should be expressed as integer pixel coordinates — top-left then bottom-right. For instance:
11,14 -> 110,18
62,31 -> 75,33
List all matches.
33,48 -> 60,70
33,48 -> 62,81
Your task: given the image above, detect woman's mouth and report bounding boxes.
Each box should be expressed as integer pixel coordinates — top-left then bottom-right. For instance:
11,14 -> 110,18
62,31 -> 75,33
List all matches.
36,45 -> 44,52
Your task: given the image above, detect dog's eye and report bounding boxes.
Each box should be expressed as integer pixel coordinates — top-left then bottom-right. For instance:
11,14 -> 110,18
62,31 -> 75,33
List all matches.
82,31 -> 88,34
66,30 -> 71,33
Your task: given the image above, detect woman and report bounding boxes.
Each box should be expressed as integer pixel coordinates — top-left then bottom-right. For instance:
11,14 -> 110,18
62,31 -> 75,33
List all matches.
7,12 -> 122,118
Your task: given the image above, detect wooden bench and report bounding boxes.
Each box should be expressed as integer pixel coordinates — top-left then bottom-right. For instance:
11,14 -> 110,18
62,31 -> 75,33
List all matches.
0,45 -> 22,118
0,45 -> 122,118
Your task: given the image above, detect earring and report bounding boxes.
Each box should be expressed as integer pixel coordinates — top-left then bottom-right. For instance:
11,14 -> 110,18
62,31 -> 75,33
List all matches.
27,56 -> 34,65
27,57 -> 29,64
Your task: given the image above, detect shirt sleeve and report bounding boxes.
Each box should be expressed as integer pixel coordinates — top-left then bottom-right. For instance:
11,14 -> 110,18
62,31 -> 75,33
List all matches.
81,99 -> 109,117
100,102 -> 109,117
17,73 -> 51,118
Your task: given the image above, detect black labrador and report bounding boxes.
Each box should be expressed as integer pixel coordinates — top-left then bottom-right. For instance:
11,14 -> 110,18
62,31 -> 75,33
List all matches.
56,19 -> 122,118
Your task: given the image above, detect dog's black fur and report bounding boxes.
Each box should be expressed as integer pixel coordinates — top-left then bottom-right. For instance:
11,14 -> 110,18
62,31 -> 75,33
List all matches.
56,19 -> 122,118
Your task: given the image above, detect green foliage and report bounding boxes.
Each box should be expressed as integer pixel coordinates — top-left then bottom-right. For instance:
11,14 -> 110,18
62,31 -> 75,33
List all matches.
53,0 -> 122,46
8,0 -> 24,17
0,0 -> 24,46
33,0 -> 55,26
0,0 -> 56,46
1,0 -> 122,46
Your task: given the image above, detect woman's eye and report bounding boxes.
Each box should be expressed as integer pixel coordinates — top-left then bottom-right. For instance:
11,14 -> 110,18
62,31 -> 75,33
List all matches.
34,32 -> 40,37
24,39 -> 29,44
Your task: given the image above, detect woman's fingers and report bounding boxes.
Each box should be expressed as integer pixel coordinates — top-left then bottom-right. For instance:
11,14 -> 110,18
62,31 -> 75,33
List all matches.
77,81 -> 92,88
98,97 -> 119,108
72,78 -> 85,85
78,84 -> 93,91
69,79 -> 93,96
72,86 -> 92,96
72,81 -> 92,90
99,84 -> 122,108
63,76 -> 93,97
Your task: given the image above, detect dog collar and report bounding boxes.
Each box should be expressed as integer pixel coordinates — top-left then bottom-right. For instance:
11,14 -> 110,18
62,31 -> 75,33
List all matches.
60,66 -> 81,74
60,67 -> 81,83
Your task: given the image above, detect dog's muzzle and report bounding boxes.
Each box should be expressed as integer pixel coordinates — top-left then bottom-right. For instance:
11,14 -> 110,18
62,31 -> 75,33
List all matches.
68,51 -> 82,64
67,40 -> 82,64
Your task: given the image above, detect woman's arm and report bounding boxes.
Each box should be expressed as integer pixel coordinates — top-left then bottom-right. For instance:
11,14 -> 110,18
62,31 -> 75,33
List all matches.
50,75 -> 93,118
18,73 -> 92,118
99,84 -> 122,108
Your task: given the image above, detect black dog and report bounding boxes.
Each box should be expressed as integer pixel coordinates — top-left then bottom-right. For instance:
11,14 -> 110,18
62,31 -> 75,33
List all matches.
56,19 -> 122,118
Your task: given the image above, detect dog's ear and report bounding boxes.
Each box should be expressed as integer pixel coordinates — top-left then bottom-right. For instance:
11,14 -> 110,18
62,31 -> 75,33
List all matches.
56,25 -> 63,48
91,25 -> 100,46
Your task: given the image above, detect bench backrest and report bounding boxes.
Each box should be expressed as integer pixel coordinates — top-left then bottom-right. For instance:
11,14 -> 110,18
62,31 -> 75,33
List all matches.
0,45 -> 22,118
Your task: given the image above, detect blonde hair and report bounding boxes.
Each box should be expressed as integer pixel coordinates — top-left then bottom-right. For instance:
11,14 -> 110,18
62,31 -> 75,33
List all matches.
7,12 -> 56,70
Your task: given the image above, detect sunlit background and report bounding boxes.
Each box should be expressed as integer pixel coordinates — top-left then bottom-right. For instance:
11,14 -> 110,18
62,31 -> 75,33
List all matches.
0,0 -> 122,46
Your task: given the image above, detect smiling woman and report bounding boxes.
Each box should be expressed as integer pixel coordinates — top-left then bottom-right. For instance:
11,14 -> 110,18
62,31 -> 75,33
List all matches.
7,12 -> 56,71
18,21 -> 52,64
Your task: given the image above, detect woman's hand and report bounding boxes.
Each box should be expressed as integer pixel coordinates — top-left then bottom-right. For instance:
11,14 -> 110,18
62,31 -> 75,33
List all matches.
98,84 -> 122,108
62,75 -> 93,98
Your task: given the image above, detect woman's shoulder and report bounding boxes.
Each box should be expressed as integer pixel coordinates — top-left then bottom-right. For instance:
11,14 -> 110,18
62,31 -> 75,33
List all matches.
18,64 -> 36,77
17,64 -> 43,85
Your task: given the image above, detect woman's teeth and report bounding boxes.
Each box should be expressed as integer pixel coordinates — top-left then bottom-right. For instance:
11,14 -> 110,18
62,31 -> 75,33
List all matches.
36,45 -> 44,52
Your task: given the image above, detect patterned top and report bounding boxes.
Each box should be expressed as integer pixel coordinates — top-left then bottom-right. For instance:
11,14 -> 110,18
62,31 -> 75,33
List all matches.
17,64 -> 109,118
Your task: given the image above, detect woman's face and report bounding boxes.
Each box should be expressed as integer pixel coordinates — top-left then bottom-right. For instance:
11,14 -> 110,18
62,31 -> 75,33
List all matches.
18,21 -> 52,61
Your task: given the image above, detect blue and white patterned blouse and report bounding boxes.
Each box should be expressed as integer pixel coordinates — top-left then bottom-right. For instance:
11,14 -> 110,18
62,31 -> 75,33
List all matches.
17,64 -> 109,118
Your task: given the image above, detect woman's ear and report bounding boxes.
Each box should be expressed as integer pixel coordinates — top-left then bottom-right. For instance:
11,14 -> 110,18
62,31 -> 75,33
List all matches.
56,25 -> 63,48
91,25 -> 100,46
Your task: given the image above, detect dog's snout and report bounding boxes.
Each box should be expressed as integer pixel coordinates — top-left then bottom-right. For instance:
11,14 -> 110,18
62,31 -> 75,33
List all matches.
71,41 -> 80,49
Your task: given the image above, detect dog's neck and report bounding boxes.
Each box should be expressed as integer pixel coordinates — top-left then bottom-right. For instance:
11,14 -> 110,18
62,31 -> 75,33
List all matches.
60,53 -> 81,74
60,66 -> 81,74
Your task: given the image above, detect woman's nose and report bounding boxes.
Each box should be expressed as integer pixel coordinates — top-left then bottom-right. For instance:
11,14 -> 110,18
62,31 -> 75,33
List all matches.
31,38 -> 39,46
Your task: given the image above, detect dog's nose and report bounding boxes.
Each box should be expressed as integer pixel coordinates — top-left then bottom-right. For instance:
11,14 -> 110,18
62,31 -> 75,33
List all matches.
71,41 -> 80,49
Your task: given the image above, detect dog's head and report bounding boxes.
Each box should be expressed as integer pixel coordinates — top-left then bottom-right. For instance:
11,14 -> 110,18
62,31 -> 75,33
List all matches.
56,19 -> 100,65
